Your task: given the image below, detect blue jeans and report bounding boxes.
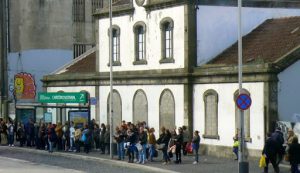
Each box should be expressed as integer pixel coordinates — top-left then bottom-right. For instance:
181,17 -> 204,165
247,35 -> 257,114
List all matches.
48,139 -> 53,152
117,141 -> 125,160
149,144 -> 155,161
8,134 -> 14,145
70,137 -> 75,151
291,164 -> 300,173
138,144 -> 147,163
194,148 -> 199,162
162,146 -> 169,162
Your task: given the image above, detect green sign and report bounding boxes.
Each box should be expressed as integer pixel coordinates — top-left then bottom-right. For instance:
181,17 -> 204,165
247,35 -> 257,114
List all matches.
38,92 -> 87,103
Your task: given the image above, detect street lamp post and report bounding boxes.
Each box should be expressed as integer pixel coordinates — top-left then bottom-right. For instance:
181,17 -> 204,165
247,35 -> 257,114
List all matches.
109,0 -> 113,160
238,0 -> 249,173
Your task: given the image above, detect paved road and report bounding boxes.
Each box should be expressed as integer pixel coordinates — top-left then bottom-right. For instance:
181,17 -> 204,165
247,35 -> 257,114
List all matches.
0,156 -> 85,173
0,146 -> 291,173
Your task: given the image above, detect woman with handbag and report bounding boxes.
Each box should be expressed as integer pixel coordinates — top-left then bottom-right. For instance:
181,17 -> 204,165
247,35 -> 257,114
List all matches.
157,127 -> 171,165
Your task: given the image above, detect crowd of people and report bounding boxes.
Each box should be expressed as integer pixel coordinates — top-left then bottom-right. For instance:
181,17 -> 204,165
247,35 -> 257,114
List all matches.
0,118 -> 201,165
3,116 -> 299,172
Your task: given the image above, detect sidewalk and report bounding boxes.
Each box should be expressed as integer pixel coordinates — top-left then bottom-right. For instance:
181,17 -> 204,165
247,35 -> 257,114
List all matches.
1,146 -> 291,173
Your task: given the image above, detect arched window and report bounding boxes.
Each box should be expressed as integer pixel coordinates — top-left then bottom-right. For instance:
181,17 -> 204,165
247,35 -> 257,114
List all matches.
133,22 -> 147,65
234,89 -> 251,141
159,89 -> 175,130
107,90 -> 122,131
159,17 -> 174,64
107,25 -> 121,66
203,89 -> 219,139
133,89 -> 148,124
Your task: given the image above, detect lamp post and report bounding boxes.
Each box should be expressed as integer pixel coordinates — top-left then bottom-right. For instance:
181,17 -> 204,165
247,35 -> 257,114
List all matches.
109,0 -> 113,160
238,0 -> 249,173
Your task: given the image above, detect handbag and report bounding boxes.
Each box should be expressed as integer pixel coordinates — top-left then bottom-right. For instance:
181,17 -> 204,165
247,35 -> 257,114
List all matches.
157,143 -> 165,150
136,143 -> 143,151
284,154 -> 289,161
259,155 -> 266,168
185,142 -> 193,154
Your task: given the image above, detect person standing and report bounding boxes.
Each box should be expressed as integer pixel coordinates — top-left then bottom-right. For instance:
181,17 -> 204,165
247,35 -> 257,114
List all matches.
288,136 -> 300,173
47,123 -> 56,153
263,133 -> 280,173
74,127 -> 82,152
114,126 -> 125,160
16,123 -> 25,147
148,128 -> 156,162
69,122 -> 75,151
100,123 -> 106,154
182,126 -> 190,156
157,127 -> 171,165
138,126 -> 148,164
174,128 -> 183,164
93,124 -> 100,151
126,129 -> 136,163
7,120 -> 14,147
192,130 -> 200,164
82,124 -> 92,154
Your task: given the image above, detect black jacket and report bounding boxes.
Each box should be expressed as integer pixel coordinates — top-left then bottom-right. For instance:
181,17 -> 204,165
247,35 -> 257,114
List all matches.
288,143 -> 300,165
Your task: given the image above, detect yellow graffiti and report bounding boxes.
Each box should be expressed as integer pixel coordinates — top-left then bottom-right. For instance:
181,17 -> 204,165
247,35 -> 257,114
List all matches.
14,77 -> 24,94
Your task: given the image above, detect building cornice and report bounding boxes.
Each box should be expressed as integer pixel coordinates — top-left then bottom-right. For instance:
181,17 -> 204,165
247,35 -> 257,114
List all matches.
144,0 -> 190,12
93,3 -> 134,19
198,0 -> 300,8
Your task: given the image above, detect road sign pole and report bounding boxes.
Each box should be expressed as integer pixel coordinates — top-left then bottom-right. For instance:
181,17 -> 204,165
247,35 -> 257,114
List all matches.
238,0 -> 249,172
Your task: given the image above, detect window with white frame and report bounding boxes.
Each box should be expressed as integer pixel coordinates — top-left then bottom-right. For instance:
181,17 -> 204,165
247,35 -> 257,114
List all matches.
133,22 -> 147,65
160,17 -> 174,63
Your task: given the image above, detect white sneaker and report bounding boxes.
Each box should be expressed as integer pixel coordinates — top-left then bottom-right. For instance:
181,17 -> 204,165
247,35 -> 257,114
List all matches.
11,144 -> 14,147
193,161 -> 198,164
8,144 -> 11,147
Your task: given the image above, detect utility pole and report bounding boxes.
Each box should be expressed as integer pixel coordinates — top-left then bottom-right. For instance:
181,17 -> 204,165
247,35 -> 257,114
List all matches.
109,0 -> 114,160
0,0 -> 9,119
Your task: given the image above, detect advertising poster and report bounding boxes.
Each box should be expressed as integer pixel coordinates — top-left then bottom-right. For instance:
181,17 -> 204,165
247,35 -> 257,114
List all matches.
68,111 -> 90,129
16,109 -> 35,124
44,112 -> 52,123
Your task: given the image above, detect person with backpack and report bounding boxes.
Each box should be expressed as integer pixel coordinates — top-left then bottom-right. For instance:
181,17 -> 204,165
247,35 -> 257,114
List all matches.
82,124 -> 92,154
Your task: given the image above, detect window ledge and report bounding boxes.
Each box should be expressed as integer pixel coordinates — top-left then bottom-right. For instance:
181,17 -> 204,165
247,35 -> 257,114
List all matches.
202,134 -> 220,140
133,59 -> 147,65
159,58 -> 174,64
107,61 -> 121,66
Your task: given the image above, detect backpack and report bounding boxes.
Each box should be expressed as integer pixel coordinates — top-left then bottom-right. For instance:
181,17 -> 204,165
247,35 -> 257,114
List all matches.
81,133 -> 87,142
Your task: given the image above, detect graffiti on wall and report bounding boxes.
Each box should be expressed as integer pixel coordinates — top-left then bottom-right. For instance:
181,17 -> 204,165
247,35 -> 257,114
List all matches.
14,72 -> 36,100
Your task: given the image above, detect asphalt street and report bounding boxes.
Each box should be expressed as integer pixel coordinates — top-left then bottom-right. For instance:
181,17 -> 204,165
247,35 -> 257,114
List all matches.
0,146 -> 292,173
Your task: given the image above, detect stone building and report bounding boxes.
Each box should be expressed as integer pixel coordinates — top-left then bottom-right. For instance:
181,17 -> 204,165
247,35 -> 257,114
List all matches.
0,0 -> 103,119
42,0 -> 300,157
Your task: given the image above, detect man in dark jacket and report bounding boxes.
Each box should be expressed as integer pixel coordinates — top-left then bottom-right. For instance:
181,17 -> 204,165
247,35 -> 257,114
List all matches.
263,133 -> 280,173
288,136 -> 300,173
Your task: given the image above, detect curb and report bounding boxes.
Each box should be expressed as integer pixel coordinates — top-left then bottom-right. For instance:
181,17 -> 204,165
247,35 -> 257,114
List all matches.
1,146 -> 180,173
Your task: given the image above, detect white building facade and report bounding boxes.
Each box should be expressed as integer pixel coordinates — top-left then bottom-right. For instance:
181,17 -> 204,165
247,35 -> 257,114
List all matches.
42,0 -> 300,158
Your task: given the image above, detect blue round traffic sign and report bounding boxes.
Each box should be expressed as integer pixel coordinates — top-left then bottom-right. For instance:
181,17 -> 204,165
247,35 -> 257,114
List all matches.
236,94 -> 252,110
